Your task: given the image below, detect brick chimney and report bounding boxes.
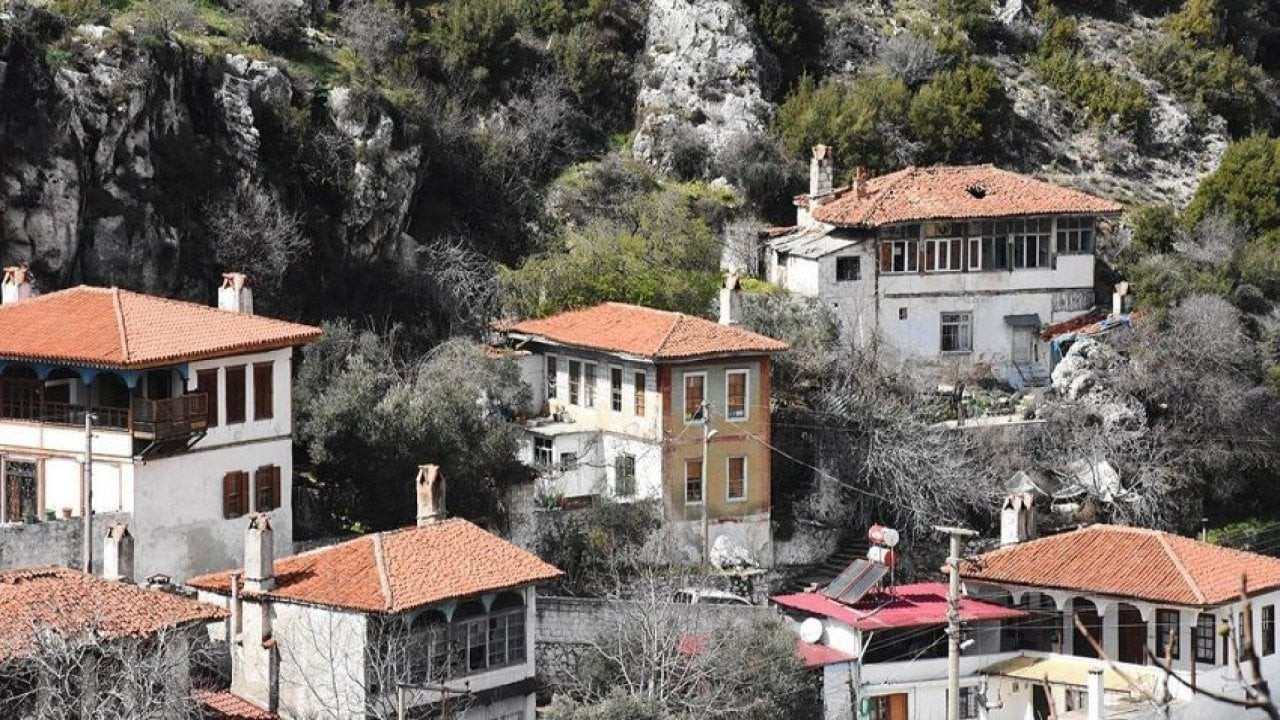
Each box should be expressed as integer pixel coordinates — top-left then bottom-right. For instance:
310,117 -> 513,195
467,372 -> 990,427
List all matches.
102,524 -> 135,583
1000,493 -> 1036,546
416,464 -> 446,526
2,266 -> 33,305
218,272 -> 254,314
809,144 -> 834,200
719,273 -> 742,326
243,514 -> 275,592
851,166 -> 868,198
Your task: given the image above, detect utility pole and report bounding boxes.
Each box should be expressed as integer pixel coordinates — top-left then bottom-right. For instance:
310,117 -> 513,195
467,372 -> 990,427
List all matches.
935,524 -> 977,720
82,412 -> 97,573
700,400 -> 712,565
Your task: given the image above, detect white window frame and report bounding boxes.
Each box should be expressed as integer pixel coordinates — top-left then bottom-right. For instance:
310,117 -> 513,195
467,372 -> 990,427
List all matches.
533,438 -> 552,467
725,456 -> 747,502
724,369 -> 749,421
924,237 -> 963,272
1011,217 -> 1052,269
684,458 -> 703,506
940,312 -> 973,353
883,240 -> 919,274
633,371 -> 647,417
609,365 -> 623,413
966,236 -> 983,271
545,355 -> 558,401
582,362 -> 597,408
683,372 -> 708,424
1056,216 -> 1095,255
567,360 -> 581,406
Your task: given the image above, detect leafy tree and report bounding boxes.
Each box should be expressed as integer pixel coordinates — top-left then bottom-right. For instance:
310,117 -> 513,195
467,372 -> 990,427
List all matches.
533,499 -> 662,596
908,63 -> 1008,163
426,0 -> 525,85
294,323 -> 530,532
1186,134 -> 1280,238
1125,203 -> 1181,257
774,74 -> 914,176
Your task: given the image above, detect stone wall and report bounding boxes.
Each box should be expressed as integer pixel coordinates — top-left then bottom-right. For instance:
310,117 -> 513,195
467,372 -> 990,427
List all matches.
0,511 -> 129,574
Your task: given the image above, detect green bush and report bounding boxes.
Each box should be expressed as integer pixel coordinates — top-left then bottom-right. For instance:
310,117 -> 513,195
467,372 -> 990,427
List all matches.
908,63 -> 1008,163
550,24 -> 634,128
1135,36 -> 1271,136
1186,134 -> 1280,233
933,0 -> 998,51
1126,203 -> 1181,257
426,0 -> 524,85
1031,9 -> 1151,131
774,74 -> 912,176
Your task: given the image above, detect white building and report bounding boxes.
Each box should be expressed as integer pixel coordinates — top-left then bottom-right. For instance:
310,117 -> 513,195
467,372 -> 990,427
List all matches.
765,147 -> 1123,388
188,465 -> 563,720
0,268 -> 320,582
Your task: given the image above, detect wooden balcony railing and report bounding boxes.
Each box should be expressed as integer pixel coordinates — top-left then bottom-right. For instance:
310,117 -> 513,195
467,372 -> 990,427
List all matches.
0,377 -> 207,442
131,394 -> 208,441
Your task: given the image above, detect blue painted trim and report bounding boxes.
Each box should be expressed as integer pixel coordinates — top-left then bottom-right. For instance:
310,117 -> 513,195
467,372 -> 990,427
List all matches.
33,364 -> 56,380
76,367 -> 101,385
119,371 -> 143,388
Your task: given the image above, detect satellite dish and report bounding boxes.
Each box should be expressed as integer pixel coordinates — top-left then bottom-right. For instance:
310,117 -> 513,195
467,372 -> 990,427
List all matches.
867,524 -> 901,548
799,618 -> 824,644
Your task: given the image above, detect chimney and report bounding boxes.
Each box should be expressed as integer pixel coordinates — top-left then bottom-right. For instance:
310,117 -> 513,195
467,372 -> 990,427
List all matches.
852,166 -> 868,198
2,266 -> 33,305
243,514 -> 275,592
218,272 -> 254,314
719,273 -> 742,326
1112,281 -> 1130,316
809,144 -> 834,200
416,464 -> 446,526
1000,493 -> 1036,546
102,523 -> 134,583
1086,667 -> 1106,720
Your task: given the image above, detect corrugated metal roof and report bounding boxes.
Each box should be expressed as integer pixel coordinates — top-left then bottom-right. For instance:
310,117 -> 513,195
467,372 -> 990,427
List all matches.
768,226 -> 859,259
772,583 -> 1028,631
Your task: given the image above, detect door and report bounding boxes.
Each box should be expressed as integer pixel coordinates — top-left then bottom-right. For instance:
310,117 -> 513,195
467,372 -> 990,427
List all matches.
1012,327 -> 1037,364
1032,684 -> 1051,720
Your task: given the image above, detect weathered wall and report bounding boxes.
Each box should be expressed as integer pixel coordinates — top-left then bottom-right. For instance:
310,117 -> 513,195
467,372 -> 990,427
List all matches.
0,510 -> 128,572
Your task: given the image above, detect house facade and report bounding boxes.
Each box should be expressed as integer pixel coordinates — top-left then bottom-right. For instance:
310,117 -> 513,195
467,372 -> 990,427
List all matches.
501,297 -> 789,566
0,269 -> 320,582
765,147 -> 1123,388
187,466 -> 563,720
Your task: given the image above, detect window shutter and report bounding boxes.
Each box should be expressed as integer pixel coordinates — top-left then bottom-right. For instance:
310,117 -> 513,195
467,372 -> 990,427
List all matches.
223,472 -> 238,519
237,472 -> 250,516
272,466 -> 282,510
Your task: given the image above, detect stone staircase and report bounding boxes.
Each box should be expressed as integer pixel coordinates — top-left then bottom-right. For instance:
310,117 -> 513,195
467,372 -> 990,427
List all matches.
778,540 -> 870,594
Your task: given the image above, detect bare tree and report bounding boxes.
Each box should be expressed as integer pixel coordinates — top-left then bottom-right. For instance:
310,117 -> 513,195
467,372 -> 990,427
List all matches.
205,181 -> 308,294
877,30 -> 945,86
417,235 -> 500,334
340,0 -> 409,72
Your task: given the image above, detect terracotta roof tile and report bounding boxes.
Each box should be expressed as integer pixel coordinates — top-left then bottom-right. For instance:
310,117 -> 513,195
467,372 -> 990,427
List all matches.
507,302 -> 789,360
810,165 -> 1123,228
195,689 -> 278,720
0,286 -> 321,369
0,567 -> 227,661
961,524 -> 1280,606
187,519 -> 562,613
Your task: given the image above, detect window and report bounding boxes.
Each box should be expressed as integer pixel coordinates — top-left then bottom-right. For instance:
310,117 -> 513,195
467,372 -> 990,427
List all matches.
1265,605 -> 1276,657
684,373 -> 706,422
1011,217 -> 1053,269
533,438 -> 553,467
880,239 -> 919,273
969,221 -> 1010,270
254,465 -> 282,512
634,372 -> 647,416
443,603 -> 526,677
4,460 -> 38,522
867,695 -> 907,720
898,307 -> 908,321
725,370 -> 748,420
684,459 -> 703,505
959,687 -> 981,719
726,457 -> 746,501
225,365 -> 246,424
940,312 -> 972,353
559,452 -> 577,472
1195,613 -> 1217,664
1057,216 -> 1095,254
568,361 -> 581,405
1156,609 -> 1181,660
546,356 -> 557,400
197,369 -> 219,428
924,224 -> 964,272
1064,687 -> 1085,712
615,454 -> 636,496
836,256 -> 860,281
252,362 -> 274,420
222,471 -> 249,519
583,363 -> 597,407
610,367 -> 623,412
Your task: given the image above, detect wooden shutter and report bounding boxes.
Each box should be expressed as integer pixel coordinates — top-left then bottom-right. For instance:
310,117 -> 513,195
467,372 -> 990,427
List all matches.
271,466 -> 282,510
253,362 -> 274,420
255,465 -> 282,511
224,471 -> 247,519
225,366 -> 246,424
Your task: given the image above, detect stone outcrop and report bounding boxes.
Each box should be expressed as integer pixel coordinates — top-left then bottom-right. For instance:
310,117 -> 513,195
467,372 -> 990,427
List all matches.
1048,337 -> 1146,433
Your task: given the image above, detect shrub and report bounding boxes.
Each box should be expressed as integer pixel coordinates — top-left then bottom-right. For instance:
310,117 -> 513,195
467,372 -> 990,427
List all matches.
1031,8 -> 1151,131
549,24 -> 634,130
1186,134 -> 1280,234
711,131 -> 796,212
774,73 -> 913,175
908,62 -> 1008,163
340,0 -> 409,72
426,0 -> 523,85
123,0 -> 203,39
238,0 -> 304,51
48,0 -> 109,25
1134,36 -> 1271,136
877,29 -> 944,87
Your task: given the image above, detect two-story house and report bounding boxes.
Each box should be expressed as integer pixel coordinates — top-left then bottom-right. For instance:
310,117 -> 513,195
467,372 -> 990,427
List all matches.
187,465 -> 563,720
766,146 -> 1123,387
0,268 -> 320,582
501,298 -> 789,566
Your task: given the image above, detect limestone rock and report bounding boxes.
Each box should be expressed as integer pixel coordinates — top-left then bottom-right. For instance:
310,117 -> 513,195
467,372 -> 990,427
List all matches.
710,533 -> 758,570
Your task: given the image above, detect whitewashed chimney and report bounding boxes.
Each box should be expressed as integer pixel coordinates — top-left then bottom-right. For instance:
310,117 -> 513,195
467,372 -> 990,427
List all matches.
809,145 -> 834,200
243,514 -> 275,592
1112,281 -> 1130,316
416,464 -> 446,526
102,524 -> 134,583
719,273 -> 742,326
1000,493 -> 1036,546
2,266 -> 33,305
1086,667 -> 1106,720
218,272 -> 254,314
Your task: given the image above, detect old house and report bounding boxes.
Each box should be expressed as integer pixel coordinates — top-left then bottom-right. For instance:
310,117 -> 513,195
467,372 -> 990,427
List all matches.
187,466 -> 563,720
765,148 -> 1123,387
0,268 -> 320,582
500,296 -> 789,565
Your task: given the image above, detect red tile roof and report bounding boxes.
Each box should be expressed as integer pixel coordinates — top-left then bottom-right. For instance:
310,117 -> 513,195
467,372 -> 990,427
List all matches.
195,690 -> 278,720
796,641 -> 855,668
809,165 -> 1123,228
506,302 -> 789,360
0,286 -> 321,369
0,567 -> 227,661
961,524 -> 1280,607
187,519 -> 563,613
772,582 -> 1027,632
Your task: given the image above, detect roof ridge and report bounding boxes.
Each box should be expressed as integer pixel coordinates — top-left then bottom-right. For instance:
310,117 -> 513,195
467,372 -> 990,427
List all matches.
858,166 -> 918,225
1156,532 -> 1207,605
653,312 -> 685,355
111,288 -> 131,363
371,532 -> 394,612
